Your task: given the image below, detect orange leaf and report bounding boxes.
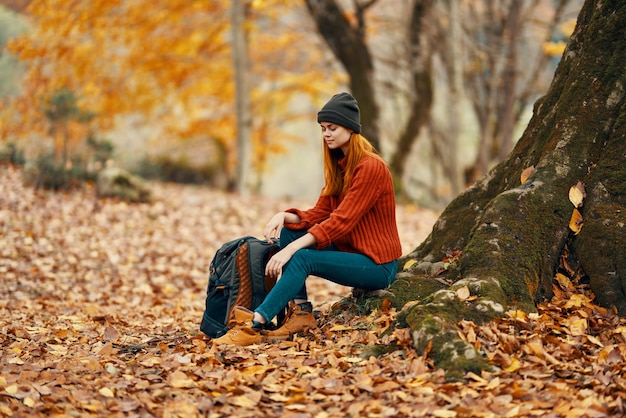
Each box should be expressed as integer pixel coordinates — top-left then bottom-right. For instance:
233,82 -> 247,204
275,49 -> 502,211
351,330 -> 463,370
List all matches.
555,273 -> 574,290
569,209 -> 583,234
520,166 -> 536,184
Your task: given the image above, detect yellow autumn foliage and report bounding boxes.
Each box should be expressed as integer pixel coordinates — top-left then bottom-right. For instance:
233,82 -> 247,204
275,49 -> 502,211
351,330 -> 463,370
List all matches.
1,0 -> 341,177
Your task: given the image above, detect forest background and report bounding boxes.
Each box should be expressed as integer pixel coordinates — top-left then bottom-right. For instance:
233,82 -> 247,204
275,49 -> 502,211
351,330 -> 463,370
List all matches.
0,0 -> 582,208
4,1 -> 626,417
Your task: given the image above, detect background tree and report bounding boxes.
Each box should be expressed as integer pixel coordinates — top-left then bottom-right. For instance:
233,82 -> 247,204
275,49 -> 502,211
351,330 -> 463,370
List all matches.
232,0 -> 252,193
387,0 -> 625,376
388,0 -> 434,196
0,5 -> 27,99
305,0 -> 579,205
1,0 -> 235,174
42,87 -> 94,165
3,1 -> 579,201
244,1 -> 343,193
456,0 -> 579,184
304,0 -> 381,150
305,0 -> 435,188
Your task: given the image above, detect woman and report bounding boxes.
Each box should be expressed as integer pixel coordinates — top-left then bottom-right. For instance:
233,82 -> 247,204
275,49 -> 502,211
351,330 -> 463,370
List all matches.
213,92 -> 402,346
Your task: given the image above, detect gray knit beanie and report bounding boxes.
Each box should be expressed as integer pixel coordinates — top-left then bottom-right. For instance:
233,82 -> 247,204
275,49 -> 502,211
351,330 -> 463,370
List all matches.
317,92 -> 361,134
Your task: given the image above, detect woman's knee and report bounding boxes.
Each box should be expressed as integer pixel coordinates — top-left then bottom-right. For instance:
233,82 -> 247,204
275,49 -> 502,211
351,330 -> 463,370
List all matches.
288,249 -> 308,266
279,228 -> 308,247
283,249 -> 312,275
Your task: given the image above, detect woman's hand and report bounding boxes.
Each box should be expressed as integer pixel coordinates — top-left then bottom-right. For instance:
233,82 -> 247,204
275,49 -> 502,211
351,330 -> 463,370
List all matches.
264,232 -> 316,279
263,212 -> 287,243
265,247 -> 295,279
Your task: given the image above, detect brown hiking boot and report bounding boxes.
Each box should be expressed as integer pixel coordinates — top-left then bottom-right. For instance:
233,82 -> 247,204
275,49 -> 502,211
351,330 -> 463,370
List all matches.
264,301 -> 317,341
212,306 -> 264,346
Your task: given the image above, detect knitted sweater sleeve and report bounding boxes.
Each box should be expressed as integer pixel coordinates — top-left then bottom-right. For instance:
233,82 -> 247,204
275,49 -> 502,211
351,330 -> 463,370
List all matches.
284,192 -> 334,229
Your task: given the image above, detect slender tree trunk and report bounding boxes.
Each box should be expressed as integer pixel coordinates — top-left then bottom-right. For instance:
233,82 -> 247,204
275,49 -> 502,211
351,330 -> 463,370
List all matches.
514,0 -> 576,134
389,0 -> 433,188
385,0 -> 626,377
495,0 -> 522,161
444,0 -> 463,195
62,122 -> 69,166
467,1 -> 501,182
51,125 -> 60,165
465,0 -> 577,183
232,0 -> 252,194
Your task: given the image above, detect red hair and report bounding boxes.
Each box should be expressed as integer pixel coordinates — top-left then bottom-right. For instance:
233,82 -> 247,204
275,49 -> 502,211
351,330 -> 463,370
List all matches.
321,133 -> 385,196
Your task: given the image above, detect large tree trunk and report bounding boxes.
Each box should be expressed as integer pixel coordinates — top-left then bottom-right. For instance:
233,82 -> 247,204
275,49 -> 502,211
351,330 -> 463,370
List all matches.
388,0 -> 626,377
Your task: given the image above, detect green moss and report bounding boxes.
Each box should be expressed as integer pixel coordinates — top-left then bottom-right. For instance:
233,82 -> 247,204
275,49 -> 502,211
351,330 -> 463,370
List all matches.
398,279 -> 508,374
574,201 -> 626,314
407,295 -> 502,331
435,340 -> 492,381
410,323 -> 492,380
458,183 -> 569,310
419,314 -> 444,334
388,274 -> 447,311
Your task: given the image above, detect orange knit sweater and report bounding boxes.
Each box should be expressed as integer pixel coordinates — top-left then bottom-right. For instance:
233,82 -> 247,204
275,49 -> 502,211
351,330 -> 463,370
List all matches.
285,155 -> 402,264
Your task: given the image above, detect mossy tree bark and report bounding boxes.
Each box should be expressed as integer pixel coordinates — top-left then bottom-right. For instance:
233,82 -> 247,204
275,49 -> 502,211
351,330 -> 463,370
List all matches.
389,0 -> 626,377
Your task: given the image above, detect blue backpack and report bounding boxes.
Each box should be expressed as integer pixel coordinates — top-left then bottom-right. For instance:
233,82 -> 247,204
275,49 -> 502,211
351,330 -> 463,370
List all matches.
200,236 -> 281,338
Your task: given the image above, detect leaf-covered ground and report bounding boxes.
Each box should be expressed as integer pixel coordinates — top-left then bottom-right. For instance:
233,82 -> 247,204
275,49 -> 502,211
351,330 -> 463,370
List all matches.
1,165 -> 625,417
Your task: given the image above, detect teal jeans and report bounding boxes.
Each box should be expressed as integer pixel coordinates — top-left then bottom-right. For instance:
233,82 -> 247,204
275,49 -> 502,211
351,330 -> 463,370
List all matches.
255,228 -> 398,323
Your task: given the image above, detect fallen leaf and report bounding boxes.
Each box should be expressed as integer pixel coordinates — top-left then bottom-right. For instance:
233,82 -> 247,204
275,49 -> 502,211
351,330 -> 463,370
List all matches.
99,387 -> 115,398
504,357 -> 522,372
568,183 -> 585,208
241,365 -> 270,375
433,409 -> 457,417
168,371 -> 195,389
564,293 -> 590,309
524,338 -> 543,356
329,325 -> 351,331
5,384 -> 18,395
404,259 -> 417,270
569,209 -> 583,234
567,317 -> 588,336
520,166 -> 536,184
555,273 -> 574,290
103,325 -> 120,343
97,342 -> 114,357
456,286 -> 471,301
230,393 -> 261,407
586,335 -> 604,347
374,380 -> 401,391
